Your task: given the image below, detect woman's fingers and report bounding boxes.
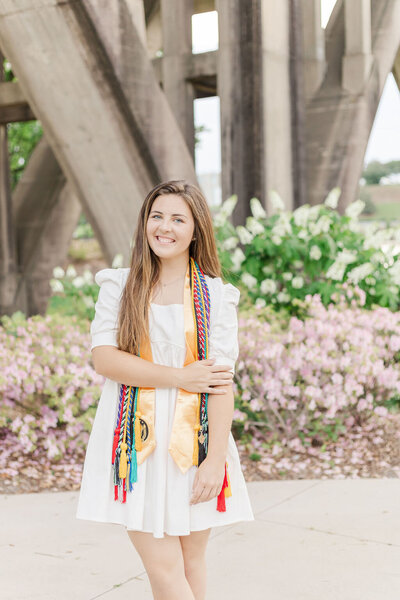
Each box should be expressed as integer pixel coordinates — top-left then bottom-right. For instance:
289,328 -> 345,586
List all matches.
210,363 -> 233,373
208,385 -> 231,394
190,482 -> 220,505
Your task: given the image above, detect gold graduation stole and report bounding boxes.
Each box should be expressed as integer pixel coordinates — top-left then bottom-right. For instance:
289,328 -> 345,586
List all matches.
111,257 -> 232,511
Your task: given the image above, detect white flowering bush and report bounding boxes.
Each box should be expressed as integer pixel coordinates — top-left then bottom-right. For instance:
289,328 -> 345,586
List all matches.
47,254 -> 123,320
213,189 -> 400,313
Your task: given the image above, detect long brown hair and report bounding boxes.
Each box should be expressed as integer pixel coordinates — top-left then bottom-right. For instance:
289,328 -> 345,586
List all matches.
117,180 -> 222,355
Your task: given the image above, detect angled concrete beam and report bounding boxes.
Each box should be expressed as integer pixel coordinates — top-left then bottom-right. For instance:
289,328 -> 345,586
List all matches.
305,0 -> 400,208
0,0 -> 156,266
82,0 -> 198,183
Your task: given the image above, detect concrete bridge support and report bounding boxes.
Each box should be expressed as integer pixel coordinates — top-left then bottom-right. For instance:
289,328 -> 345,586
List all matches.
0,0 -> 197,315
301,0 -> 326,99
342,0 -> 373,94
217,0 -> 298,217
0,0 -> 399,316
261,0 -> 295,212
12,140 -> 81,316
160,0 -> 196,160
305,0 -> 400,209
0,86 -> 15,315
217,0 -> 265,223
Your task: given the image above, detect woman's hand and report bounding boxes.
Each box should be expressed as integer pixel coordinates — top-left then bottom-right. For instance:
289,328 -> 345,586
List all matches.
189,455 -> 226,505
176,358 -> 233,394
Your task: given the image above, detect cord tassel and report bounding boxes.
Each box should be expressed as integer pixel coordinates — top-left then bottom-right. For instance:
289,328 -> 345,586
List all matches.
216,462 -> 229,512
192,424 -> 200,466
224,462 -> 232,497
111,426 -> 120,464
119,442 -> 128,479
130,448 -> 137,487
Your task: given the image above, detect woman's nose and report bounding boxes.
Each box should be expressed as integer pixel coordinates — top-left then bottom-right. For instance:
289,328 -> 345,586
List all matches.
159,220 -> 172,231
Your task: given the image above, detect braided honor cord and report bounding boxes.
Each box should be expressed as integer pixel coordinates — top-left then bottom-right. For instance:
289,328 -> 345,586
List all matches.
190,258 -> 211,466
191,258 -> 232,511
111,257 -> 231,510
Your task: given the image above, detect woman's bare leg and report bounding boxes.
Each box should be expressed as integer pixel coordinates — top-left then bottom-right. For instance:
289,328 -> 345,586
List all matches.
127,530 -> 195,600
179,528 -> 212,600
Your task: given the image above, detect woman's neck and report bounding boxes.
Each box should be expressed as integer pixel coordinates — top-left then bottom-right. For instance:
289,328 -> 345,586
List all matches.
152,254 -> 190,304
158,254 -> 189,283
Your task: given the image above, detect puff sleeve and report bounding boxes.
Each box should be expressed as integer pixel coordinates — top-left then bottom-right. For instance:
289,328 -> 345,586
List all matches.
90,268 -> 123,351
208,280 -> 241,375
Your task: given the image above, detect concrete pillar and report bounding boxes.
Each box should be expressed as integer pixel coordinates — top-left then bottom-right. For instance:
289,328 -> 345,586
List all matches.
0,52 -> 17,314
393,46 -> 400,89
289,0 -> 307,210
160,0 -> 196,159
12,138 -> 81,316
342,0 -> 373,93
300,0 -> 326,98
261,0 -> 294,211
217,0 -> 264,223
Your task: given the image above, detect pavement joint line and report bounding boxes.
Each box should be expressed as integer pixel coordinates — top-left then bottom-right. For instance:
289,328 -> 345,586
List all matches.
191,481 -> 324,541
88,574 -> 142,599
257,517 -> 400,548
252,480 -> 323,517
34,551 -> 65,559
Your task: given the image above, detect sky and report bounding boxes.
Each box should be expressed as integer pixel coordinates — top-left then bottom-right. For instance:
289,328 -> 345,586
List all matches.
192,2 -> 400,176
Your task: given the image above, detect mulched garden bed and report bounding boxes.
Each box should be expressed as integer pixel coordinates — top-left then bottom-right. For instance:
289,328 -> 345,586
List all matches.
239,412 -> 400,481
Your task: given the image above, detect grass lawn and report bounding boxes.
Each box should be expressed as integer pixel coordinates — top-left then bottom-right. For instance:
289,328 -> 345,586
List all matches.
361,201 -> 400,223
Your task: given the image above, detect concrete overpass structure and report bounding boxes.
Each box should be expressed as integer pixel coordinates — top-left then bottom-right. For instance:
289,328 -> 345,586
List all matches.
0,0 -> 399,315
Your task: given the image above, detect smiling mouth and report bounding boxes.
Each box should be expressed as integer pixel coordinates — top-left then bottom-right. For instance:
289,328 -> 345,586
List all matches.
156,236 -> 175,244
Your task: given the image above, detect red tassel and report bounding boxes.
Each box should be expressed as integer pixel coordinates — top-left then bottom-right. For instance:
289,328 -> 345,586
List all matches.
216,462 -> 228,512
111,426 -> 121,464
122,479 -> 127,503
114,484 -> 118,501
217,489 -> 226,511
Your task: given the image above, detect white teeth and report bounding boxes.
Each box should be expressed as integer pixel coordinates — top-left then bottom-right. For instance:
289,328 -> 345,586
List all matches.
156,236 -> 175,243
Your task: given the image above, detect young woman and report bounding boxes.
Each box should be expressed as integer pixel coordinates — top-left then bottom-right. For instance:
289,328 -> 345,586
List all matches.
76,180 -> 254,599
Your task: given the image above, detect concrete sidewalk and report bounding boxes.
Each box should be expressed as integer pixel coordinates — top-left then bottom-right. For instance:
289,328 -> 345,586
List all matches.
1,478 -> 399,599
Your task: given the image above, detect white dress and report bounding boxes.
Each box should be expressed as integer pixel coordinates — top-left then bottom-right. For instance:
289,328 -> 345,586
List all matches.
75,267 -> 255,538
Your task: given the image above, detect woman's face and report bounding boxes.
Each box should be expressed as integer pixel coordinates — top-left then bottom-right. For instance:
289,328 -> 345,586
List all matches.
146,194 -> 195,260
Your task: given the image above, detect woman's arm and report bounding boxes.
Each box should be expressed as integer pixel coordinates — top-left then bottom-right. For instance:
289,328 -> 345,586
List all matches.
206,383 -> 234,463
92,346 -> 181,388
189,383 -> 234,505
92,347 -> 232,392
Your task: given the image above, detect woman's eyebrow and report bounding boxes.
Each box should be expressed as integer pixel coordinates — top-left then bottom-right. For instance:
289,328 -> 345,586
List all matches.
150,210 -> 187,217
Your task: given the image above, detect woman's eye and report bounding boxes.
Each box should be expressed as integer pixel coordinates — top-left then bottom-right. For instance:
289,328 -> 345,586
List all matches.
151,215 -> 183,223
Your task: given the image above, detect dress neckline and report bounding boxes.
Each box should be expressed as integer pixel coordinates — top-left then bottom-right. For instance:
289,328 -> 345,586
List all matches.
150,302 -> 183,307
